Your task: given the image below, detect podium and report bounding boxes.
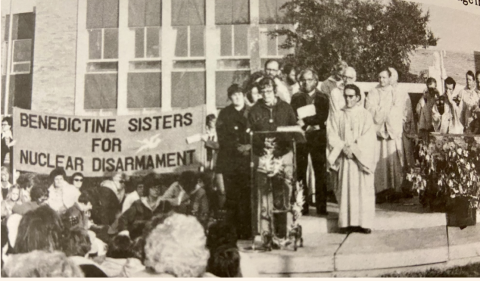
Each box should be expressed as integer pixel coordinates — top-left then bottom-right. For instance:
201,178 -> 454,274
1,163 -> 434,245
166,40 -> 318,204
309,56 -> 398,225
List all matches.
248,129 -> 306,251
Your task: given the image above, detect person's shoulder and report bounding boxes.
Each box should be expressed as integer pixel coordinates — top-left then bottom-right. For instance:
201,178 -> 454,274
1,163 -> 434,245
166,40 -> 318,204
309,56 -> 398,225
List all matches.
291,91 -> 306,102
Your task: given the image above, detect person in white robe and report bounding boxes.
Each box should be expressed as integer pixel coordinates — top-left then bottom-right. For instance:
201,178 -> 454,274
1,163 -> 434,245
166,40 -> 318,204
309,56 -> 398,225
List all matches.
458,71 -> 479,128
329,67 -> 365,116
319,60 -> 348,95
432,77 -> 463,134
365,68 -> 404,195
389,68 -> 416,171
327,84 -> 376,233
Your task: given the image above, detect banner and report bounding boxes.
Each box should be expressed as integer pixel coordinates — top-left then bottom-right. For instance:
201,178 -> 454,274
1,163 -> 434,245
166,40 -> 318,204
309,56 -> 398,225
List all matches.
13,106 -> 206,177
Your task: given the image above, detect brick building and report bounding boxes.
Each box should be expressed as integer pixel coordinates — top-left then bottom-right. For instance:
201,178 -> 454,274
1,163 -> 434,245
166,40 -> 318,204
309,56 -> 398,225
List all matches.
1,0 -> 293,116
1,0 -> 479,117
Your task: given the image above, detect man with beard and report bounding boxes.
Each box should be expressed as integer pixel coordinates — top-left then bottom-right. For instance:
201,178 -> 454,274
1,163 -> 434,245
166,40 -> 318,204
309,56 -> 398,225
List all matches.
216,84 -> 252,239
291,69 -> 330,215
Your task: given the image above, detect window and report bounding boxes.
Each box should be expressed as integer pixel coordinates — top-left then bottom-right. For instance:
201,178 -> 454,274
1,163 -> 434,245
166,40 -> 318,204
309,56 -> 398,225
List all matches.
12,39 -> 32,74
172,0 -> 205,58
259,24 -> 293,58
259,0 -> 290,24
85,0 -> 119,110
128,0 -> 162,109
171,61 -> 206,108
215,0 -> 249,25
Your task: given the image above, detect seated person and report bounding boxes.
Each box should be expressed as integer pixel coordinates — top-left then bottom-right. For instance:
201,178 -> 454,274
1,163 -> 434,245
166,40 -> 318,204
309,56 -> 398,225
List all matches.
118,173 -> 171,240
161,171 -> 209,229
2,250 -> 84,277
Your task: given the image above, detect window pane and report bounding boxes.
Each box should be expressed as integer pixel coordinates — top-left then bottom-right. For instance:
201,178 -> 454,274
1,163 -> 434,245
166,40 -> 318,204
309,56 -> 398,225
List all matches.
129,61 -> 161,71
174,27 -> 188,57
188,0 -> 205,25
216,59 -> 249,70
88,29 -> 102,59
104,29 -> 119,59
135,28 -> 145,58
87,62 -> 118,72
259,0 -> 277,24
173,60 -> 205,69
145,0 -> 162,26
266,26 -> 277,56
13,63 -> 30,73
233,0 -> 249,24
215,0 -> 233,25
4,15 -> 10,41
216,71 -> 250,108
129,0 -> 146,27
17,13 -> 35,40
87,0 -> 104,28
172,71 -> 206,107
128,72 -> 161,108
13,40 -> 32,62
219,25 -> 232,57
146,27 -> 160,57
234,25 -> 248,56
84,74 -> 117,109
103,0 -> 119,28
12,74 -> 32,110
171,0 -> 189,26
190,26 -> 204,57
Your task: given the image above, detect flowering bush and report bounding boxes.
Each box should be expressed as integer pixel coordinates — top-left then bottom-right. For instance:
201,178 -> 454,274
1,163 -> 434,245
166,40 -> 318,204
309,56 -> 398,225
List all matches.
406,135 -> 480,209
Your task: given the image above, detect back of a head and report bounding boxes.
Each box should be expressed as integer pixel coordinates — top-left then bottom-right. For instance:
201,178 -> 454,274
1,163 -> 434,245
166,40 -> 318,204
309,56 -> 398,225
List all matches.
207,246 -> 242,278
30,185 -> 48,203
14,205 -> 64,254
16,173 -> 36,190
107,234 -> 133,259
145,213 -> 209,277
206,222 -> 238,252
2,250 -> 84,277
62,225 -> 91,257
178,171 -> 198,193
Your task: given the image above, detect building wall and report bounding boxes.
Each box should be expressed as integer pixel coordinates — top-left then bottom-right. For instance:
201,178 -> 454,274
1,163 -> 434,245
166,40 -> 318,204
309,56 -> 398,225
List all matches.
409,49 -> 479,85
31,0 -> 78,114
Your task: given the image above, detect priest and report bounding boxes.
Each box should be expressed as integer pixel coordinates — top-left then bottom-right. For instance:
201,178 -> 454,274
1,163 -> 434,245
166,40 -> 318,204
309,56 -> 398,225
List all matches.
327,84 -> 376,234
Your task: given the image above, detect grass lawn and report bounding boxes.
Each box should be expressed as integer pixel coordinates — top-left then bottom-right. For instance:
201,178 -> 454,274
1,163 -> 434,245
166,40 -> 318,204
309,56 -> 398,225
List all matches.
381,263 -> 480,277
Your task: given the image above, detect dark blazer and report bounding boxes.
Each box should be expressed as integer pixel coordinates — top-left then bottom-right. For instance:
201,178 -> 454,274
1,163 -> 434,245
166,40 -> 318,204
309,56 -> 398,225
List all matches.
216,104 -> 250,174
290,89 -> 330,130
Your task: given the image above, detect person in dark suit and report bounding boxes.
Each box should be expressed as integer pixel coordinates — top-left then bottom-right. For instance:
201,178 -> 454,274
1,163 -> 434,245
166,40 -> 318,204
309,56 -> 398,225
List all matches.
216,84 -> 252,239
291,69 -> 330,215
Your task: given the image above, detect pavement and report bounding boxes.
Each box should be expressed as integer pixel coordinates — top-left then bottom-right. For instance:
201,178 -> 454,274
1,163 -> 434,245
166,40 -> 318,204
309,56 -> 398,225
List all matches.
237,198 -> 480,277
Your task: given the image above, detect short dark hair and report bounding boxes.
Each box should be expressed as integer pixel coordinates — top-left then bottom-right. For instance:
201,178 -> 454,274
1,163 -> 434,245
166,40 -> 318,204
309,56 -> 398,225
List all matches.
466,70 -> 476,81
178,171 -> 198,193
344,84 -> 361,99
207,246 -> 242,277
206,222 -> 238,253
62,226 -> 91,257
379,68 -> 392,77
30,185 -> 48,203
227,84 -> 244,99
206,114 -> 216,125
426,77 -> 437,87
282,63 -> 296,76
107,235 -> 133,259
142,173 -> 158,196
49,167 -> 66,182
16,173 -> 35,189
444,77 -> 456,90
131,236 -> 146,262
257,76 -> 276,93
2,116 -> 12,126
78,192 -> 90,205
14,205 -> 64,254
264,59 -> 281,70
298,68 -> 319,82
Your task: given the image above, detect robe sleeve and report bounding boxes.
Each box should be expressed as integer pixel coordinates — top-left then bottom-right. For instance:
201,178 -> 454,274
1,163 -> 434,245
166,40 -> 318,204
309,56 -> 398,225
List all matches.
326,113 -> 345,171
349,110 -> 376,174
385,88 -> 405,139
365,88 -> 390,127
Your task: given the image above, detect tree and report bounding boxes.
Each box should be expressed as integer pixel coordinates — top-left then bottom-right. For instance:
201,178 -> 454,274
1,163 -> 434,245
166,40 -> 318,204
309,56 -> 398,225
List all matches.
273,0 -> 439,82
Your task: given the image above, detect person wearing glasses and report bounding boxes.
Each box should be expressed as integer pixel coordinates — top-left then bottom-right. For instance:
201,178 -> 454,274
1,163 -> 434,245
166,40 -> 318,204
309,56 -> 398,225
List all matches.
327,84 -> 376,234
118,173 -> 171,240
328,66 -> 364,115
71,172 -> 84,190
291,68 -> 330,215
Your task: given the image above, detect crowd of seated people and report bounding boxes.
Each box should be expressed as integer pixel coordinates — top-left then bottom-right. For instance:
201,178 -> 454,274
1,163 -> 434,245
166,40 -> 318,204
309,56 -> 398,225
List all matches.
0,165 -> 258,277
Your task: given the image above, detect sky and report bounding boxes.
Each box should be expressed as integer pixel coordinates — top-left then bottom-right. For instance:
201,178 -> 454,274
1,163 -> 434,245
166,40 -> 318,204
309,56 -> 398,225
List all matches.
1,0 -> 479,53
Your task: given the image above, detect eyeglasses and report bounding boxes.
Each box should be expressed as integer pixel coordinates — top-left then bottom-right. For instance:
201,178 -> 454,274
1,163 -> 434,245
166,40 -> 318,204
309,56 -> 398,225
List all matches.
260,89 -> 274,94
74,178 -> 83,182
344,95 -> 357,99
300,79 -> 316,83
